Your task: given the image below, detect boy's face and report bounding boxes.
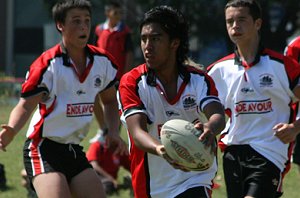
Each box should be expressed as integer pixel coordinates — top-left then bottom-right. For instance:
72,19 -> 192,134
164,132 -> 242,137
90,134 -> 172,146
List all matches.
225,6 -> 261,45
106,7 -> 122,23
140,22 -> 179,70
57,8 -> 91,49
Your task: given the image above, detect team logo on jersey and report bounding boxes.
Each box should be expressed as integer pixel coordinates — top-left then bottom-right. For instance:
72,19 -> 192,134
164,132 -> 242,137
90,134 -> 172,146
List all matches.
166,110 -> 180,117
182,95 -> 197,110
93,75 -> 101,88
234,98 -> 273,116
76,90 -> 86,95
241,87 -> 254,94
259,74 -> 273,87
66,103 -> 94,117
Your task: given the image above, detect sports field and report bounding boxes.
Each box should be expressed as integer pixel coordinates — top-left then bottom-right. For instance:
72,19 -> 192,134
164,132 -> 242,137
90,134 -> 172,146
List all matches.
0,103 -> 300,198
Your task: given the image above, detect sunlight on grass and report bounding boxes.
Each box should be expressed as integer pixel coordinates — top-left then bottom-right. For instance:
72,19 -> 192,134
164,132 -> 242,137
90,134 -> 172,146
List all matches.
1,103 -> 300,198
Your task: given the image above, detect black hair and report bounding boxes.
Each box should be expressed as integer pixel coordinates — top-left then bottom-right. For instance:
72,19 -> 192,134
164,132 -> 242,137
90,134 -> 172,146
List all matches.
105,1 -> 121,11
225,0 -> 262,20
140,5 -> 189,65
52,0 -> 92,32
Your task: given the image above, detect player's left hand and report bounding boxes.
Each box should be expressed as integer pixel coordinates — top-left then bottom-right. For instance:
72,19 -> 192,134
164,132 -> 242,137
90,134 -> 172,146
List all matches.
273,123 -> 300,144
106,132 -> 129,156
195,122 -> 217,155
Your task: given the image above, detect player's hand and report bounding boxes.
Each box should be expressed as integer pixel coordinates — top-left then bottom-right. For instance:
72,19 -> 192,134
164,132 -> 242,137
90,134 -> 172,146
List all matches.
156,145 -> 189,172
105,132 -> 129,156
0,124 -> 17,151
195,122 -> 217,155
273,123 -> 300,144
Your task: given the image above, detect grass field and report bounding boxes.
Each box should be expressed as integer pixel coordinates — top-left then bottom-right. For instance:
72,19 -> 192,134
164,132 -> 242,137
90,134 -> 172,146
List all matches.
0,103 -> 300,198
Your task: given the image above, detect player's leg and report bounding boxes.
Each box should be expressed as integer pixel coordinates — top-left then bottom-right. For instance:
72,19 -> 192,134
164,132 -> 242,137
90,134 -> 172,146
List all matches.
292,134 -> 300,175
243,146 -> 281,198
24,138 -> 72,197
70,168 -> 106,198
223,145 -> 244,198
32,172 -> 72,198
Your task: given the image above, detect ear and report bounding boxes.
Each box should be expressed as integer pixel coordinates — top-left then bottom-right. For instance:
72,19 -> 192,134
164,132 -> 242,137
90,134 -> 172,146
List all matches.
171,39 -> 180,50
255,18 -> 262,31
56,22 -> 63,32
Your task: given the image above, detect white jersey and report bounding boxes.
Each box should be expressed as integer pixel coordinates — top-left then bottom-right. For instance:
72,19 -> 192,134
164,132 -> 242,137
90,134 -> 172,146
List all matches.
22,43 -> 119,144
118,63 -> 221,198
208,47 -> 300,171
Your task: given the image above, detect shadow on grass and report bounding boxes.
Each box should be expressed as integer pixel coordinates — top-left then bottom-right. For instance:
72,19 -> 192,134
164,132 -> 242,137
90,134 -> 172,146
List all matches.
0,185 -> 15,192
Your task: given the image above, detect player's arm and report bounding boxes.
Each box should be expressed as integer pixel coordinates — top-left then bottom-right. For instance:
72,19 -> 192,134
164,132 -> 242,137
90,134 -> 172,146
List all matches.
93,93 -> 107,130
98,86 -> 128,155
0,93 -> 44,151
273,84 -> 300,143
125,113 -> 161,155
198,101 -> 225,147
126,113 -> 190,171
89,160 -> 118,187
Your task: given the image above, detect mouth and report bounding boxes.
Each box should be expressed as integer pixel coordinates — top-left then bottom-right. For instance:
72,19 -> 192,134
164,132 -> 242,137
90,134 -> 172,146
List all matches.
145,52 -> 154,59
232,32 -> 242,37
79,35 -> 87,39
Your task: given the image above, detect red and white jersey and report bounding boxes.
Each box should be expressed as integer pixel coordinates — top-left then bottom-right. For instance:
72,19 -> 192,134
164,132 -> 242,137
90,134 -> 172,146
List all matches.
208,47 -> 300,171
118,63 -> 220,198
22,43 -> 119,144
284,36 -> 300,62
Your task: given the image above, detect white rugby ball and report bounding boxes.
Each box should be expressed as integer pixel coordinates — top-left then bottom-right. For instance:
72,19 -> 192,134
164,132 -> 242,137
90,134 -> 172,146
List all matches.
160,119 -> 214,171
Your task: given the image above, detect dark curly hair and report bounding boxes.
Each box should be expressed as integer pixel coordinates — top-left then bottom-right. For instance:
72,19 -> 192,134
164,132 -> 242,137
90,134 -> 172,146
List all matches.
139,5 -> 189,65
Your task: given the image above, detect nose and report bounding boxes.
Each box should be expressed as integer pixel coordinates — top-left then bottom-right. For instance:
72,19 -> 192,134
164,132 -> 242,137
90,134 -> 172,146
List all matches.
232,20 -> 239,29
144,39 -> 153,50
81,21 -> 90,31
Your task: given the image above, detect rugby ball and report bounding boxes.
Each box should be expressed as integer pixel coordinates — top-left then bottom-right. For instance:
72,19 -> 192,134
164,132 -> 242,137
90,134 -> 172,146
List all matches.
160,119 -> 214,171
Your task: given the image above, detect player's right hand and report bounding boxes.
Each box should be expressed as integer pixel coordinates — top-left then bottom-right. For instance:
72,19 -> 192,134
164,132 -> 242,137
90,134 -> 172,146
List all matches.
156,145 -> 190,172
0,124 -> 16,151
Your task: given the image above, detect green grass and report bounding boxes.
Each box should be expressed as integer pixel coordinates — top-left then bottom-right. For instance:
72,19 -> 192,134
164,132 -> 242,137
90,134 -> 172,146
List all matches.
1,103 -> 300,197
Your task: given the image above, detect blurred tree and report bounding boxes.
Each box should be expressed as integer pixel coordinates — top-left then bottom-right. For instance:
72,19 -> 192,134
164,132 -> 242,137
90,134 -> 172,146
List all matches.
41,0 -> 300,62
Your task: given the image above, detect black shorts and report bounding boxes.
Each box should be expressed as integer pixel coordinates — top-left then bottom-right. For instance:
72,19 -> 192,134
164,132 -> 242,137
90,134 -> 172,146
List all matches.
23,138 -> 92,183
175,186 -> 211,198
223,145 -> 281,198
292,134 -> 300,165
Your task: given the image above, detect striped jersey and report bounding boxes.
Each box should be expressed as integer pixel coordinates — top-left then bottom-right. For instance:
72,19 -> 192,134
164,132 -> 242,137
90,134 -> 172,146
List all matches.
118,63 -> 221,198
21,43 -> 119,144
207,47 -> 300,171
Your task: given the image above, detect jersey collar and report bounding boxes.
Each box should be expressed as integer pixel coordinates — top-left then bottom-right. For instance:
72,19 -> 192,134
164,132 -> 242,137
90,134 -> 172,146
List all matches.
234,43 -> 264,69
60,42 -> 94,67
145,64 -> 190,87
102,20 -> 124,32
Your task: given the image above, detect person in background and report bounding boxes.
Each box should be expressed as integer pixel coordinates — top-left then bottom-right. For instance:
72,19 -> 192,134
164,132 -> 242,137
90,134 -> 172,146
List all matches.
0,0 -> 127,197
208,0 -> 300,197
284,36 -> 300,176
118,5 -> 225,198
86,137 -> 132,195
90,0 -> 134,143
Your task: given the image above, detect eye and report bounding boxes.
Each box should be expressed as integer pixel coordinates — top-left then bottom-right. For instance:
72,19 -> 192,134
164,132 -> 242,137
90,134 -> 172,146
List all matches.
226,19 -> 234,26
85,18 -> 91,24
141,36 -> 147,43
73,19 -> 81,25
152,36 -> 160,41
